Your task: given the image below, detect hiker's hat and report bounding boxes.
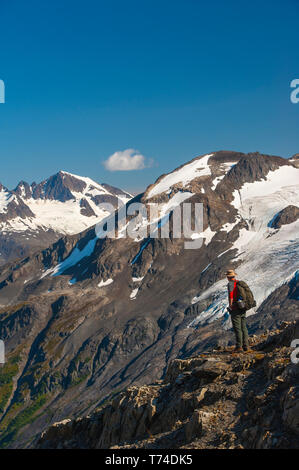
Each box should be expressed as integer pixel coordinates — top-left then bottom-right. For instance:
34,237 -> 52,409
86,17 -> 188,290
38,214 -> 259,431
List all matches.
226,269 -> 236,277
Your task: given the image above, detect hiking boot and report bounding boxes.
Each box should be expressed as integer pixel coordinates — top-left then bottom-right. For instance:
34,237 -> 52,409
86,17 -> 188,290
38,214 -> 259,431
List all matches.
243,346 -> 253,352
233,347 -> 243,353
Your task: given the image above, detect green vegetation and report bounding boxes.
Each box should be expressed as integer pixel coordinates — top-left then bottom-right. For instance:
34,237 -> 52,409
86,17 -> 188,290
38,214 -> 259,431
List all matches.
0,355 -> 20,413
69,373 -> 89,388
0,302 -> 31,320
0,352 -> 50,448
0,394 -> 47,447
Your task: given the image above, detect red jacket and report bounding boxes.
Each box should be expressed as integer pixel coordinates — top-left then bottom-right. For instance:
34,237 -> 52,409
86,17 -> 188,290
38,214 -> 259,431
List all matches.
228,280 -> 239,310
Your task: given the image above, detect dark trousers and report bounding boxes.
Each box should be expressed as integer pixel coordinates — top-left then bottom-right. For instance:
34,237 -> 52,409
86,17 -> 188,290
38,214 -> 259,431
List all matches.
230,309 -> 249,348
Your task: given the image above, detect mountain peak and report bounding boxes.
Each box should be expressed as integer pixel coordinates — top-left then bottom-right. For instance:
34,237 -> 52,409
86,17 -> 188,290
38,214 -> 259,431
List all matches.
0,182 -> 8,192
144,150 -> 290,201
14,180 -> 33,199
0,170 -> 132,265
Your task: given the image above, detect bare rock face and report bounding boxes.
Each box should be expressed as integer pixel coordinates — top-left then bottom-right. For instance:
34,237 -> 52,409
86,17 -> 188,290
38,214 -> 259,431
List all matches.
36,321 -> 299,449
282,384 -> 299,434
184,410 -> 210,443
79,198 -> 96,217
290,154 -> 299,168
164,357 -> 229,383
269,205 -> 299,229
101,183 -> 132,199
0,197 -> 35,223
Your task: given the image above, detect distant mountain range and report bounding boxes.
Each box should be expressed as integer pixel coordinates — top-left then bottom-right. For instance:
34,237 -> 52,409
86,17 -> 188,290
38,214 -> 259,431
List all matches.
0,171 -> 132,265
0,151 -> 298,448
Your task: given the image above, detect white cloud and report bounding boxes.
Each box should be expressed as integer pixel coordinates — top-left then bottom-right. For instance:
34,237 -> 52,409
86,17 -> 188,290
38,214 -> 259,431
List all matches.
103,149 -> 153,171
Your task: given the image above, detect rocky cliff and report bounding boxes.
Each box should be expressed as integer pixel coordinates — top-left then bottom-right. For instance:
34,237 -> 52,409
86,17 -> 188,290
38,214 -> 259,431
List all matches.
36,320 -> 299,449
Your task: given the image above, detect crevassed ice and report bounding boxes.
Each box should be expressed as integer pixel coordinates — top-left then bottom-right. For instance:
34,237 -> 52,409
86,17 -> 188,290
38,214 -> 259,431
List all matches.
188,173 -> 299,327
232,165 -> 299,209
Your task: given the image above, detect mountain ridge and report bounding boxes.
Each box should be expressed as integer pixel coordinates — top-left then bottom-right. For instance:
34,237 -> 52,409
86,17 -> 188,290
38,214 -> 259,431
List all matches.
36,319 -> 299,449
0,171 -> 132,266
0,150 -> 298,448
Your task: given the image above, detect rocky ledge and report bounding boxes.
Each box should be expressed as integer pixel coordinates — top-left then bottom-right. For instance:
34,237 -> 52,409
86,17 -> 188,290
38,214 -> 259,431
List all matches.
36,320 -> 299,449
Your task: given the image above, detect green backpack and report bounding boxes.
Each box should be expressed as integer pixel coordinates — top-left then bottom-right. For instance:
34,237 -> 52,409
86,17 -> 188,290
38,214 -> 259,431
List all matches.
236,281 -> 256,310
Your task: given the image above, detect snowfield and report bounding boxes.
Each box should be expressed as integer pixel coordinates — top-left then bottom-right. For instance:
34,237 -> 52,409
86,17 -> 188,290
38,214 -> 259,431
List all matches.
147,154 -> 213,198
0,171 -> 131,235
189,165 -> 299,327
232,165 -> 299,210
4,199 -> 110,234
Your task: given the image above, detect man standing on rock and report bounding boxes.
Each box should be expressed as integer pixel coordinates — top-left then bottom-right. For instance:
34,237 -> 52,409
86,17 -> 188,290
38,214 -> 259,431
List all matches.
226,269 -> 256,353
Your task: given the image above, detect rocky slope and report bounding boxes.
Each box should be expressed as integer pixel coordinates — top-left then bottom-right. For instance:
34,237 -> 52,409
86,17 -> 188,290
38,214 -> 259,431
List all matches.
36,320 -> 299,449
0,150 -> 298,448
0,171 -> 132,265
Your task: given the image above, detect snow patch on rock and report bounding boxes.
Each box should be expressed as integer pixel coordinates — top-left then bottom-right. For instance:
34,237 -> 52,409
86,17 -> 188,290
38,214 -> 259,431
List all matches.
147,154 -> 213,198
98,278 -> 114,288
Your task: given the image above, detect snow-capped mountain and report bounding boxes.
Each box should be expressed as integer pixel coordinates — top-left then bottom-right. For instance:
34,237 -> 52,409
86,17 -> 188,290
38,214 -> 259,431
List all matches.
189,164 -> 299,326
0,151 -> 298,449
0,171 -> 132,265
2,151 -> 298,312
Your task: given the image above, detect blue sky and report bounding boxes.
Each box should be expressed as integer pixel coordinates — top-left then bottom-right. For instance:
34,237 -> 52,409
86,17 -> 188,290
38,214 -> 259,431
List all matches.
0,0 -> 298,194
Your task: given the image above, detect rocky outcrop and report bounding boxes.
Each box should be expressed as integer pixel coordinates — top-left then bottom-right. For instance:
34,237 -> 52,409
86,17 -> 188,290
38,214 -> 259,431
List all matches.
290,154 -> 299,168
80,198 -> 96,217
101,183 -> 132,199
0,196 -> 35,223
36,321 -> 299,449
269,205 -> 299,229
32,172 -> 82,202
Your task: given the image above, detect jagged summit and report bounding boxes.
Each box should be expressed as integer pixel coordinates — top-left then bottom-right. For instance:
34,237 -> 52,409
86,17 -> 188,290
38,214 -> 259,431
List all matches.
0,171 -> 132,265
13,170 -> 132,203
